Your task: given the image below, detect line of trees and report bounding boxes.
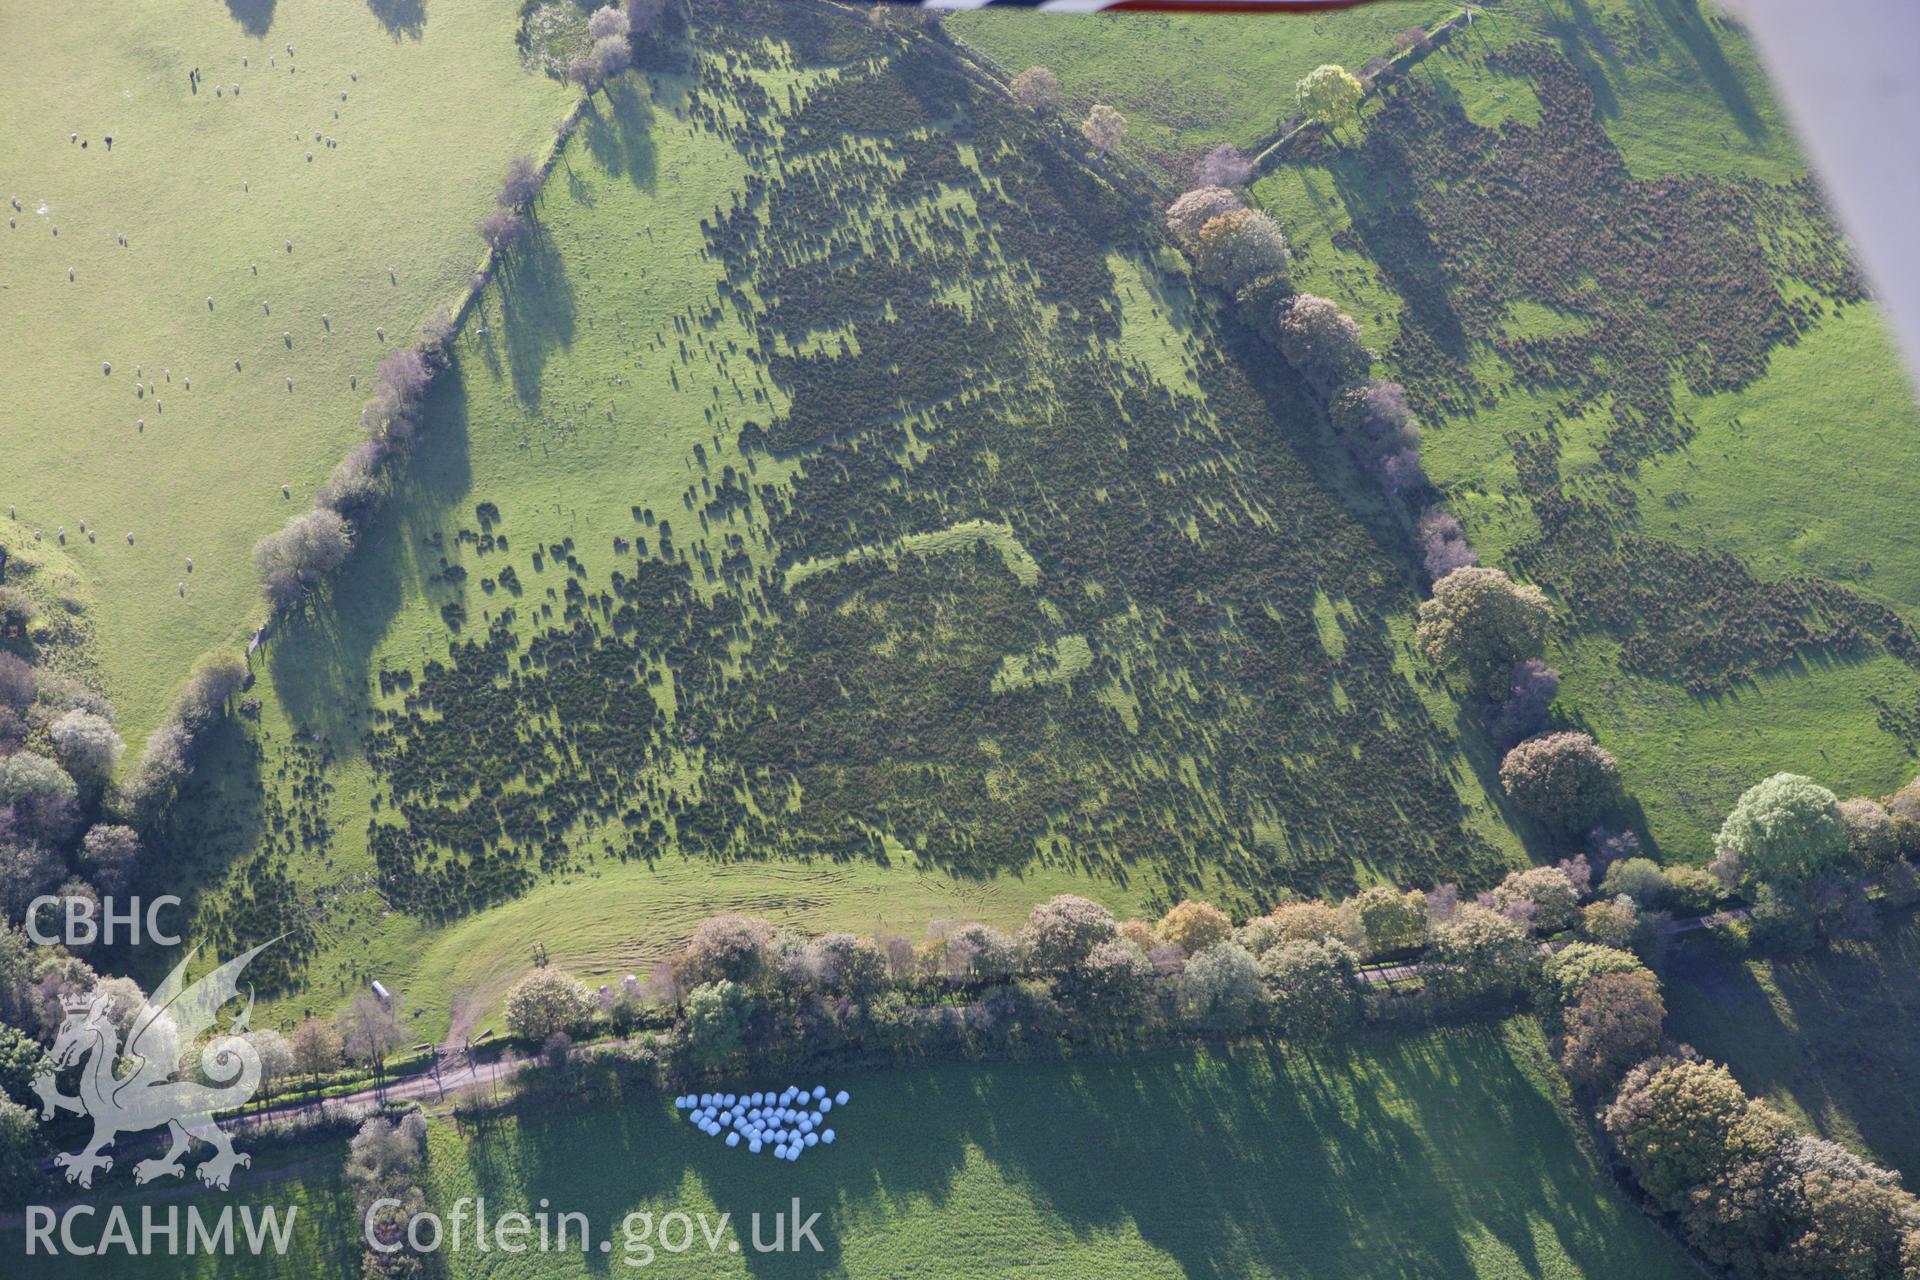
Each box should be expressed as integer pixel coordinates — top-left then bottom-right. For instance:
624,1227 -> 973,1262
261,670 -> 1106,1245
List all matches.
1166,57 -> 1624,917
1526,848 -> 1920,1276
489,845 -> 1698,1078
256,111 -> 570,619
262,0 -> 656,625
481,757 -> 1920,1086
252,318 -> 449,616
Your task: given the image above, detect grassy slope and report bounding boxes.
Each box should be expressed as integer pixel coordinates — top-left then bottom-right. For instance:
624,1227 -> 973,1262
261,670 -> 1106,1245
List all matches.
152,51 -> 1188,1037
947,3 -> 1454,188
3,1021 -> 1698,1279
1251,0 -> 1920,856
153,7 -> 1527,1039
0,0 -> 573,743
1666,919 -> 1920,1180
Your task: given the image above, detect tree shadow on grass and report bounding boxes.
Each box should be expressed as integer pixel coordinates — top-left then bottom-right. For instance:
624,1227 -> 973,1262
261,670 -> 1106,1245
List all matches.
223,0 -> 276,37
583,83 -> 659,191
500,220 -> 578,409
1325,135 -> 1471,369
1542,0 -> 1625,120
268,373 -> 473,743
1638,0 -> 1765,140
978,1029 -> 1673,1275
123,715 -> 266,990
488,1025 -> 1677,1277
367,0 -> 427,41
1671,922 -> 1920,1177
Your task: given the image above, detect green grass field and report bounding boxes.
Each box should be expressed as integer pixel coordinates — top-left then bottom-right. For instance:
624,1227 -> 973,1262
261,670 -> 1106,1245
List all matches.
0,0 -> 573,742
2,1021 -> 1699,1279
1248,0 -> 1920,857
1666,919 -> 1920,1180
948,3 -> 1454,188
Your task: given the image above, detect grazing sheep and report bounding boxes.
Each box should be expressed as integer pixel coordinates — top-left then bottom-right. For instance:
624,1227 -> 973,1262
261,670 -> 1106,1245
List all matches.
183,378 -> 189,390
282,485 -> 290,498
137,420 -> 143,432
126,532 -> 134,544
103,362 -> 111,375
186,557 -> 193,571
68,267 -> 74,281
207,297 -> 214,309
285,240 -> 292,252
234,359 -> 242,370
286,377 -> 293,391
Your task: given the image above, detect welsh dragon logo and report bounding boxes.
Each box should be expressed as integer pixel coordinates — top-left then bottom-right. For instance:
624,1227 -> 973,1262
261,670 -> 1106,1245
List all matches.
31,942 -> 272,1190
